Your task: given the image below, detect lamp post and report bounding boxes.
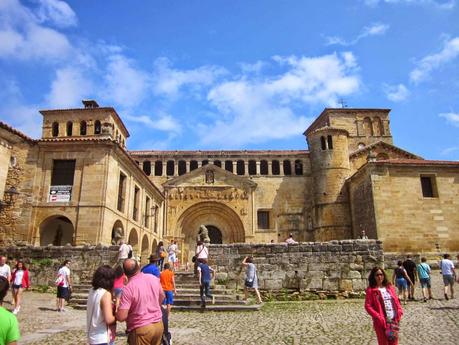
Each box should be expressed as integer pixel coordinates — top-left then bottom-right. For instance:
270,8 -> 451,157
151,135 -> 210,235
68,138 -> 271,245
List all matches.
0,186 -> 19,212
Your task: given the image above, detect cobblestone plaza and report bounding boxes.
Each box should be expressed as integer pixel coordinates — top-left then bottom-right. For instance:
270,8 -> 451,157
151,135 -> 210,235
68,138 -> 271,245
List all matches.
6,273 -> 458,345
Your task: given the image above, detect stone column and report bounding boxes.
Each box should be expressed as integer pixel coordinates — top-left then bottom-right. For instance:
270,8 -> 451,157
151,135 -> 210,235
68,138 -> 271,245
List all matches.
232,161 -> 237,174
280,161 -> 284,176
162,160 -> 166,177
244,161 -> 249,176
198,161 -> 202,168
173,160 -> 178,176
268,160 -> 272,175
186,160 -> 190,173
256,161 -> 260,175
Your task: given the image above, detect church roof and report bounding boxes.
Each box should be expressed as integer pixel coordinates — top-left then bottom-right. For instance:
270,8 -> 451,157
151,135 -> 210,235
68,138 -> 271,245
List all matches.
129,149 -> 309,157
349,141 -> 422,160
0,121 -> 36,143
375,159 -> 459,167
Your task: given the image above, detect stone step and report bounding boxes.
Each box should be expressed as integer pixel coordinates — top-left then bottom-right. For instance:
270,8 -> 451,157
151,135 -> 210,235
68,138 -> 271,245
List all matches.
176,288 -> 233,295
175,283 -> 225,289
172,304 -> 262,312
175,293 -> 237,300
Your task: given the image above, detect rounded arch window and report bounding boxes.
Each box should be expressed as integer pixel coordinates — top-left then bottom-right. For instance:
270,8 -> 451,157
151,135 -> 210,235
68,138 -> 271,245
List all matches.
52,122 -> 59,137
66,121 -> 73,136
94,120 -> 101,134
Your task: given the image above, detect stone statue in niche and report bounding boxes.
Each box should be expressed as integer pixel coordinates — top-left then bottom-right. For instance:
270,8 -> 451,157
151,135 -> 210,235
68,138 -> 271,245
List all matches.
205,170 -> 214,184
197,224 -> 211,244
111,227 -> 124,245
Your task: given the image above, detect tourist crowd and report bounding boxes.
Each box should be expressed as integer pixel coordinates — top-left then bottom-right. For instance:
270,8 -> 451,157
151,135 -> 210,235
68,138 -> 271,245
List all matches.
0,249 -> 458,345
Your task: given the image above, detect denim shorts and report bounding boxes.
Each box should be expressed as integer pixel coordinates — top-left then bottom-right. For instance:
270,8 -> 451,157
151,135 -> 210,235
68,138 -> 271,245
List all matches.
12,284 -> 22,290
420,278 -> 431,288
395,278 -> 408,290
163,290 -> 174,305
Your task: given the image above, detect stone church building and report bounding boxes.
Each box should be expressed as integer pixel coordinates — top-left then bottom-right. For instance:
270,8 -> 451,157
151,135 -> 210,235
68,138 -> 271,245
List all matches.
1,100 -> 458,262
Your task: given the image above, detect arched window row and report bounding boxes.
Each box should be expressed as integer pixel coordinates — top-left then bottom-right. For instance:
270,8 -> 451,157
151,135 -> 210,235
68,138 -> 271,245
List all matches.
362,116 -> 385,137
50,120 -> 114,137
139,159 -> 306,176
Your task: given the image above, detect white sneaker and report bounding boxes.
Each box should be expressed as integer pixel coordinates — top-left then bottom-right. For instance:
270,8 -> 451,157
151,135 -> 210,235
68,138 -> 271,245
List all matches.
12,308 -> 18,315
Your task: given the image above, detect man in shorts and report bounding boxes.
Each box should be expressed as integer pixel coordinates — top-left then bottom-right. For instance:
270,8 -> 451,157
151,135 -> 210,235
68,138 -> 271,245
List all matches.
440,253 -> 456,300
417,257 -> 433,302
402,255 -> 417,300
160,263 -> 176,317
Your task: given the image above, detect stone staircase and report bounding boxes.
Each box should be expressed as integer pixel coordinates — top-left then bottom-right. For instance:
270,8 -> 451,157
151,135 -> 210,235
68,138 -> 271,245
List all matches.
69,271 -> 262,312
172,271 -> 261,311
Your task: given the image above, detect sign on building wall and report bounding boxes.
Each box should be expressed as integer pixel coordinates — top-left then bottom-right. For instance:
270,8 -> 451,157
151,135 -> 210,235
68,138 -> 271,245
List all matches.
49,185 -> 72,202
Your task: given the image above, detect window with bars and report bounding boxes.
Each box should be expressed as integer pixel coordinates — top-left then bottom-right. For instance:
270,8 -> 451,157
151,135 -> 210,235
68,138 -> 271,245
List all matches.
257,210 -> 270,229
51,160 -> 76,186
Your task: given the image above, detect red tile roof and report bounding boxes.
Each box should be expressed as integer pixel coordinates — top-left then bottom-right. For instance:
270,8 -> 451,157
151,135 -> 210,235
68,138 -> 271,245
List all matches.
375,159 -> 459,166
0,121 -> 36,142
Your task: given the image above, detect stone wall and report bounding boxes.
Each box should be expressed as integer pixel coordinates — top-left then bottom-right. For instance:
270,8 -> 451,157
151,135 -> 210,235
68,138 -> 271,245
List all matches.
0,245 -> 118,286
208,240 -> 383,292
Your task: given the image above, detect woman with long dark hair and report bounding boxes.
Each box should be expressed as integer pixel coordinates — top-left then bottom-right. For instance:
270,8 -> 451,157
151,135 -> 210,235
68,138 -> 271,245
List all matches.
86,265 -> 116,345
11,261 -> 30,315
156,241 -> 167,271
365,267 -> 403,345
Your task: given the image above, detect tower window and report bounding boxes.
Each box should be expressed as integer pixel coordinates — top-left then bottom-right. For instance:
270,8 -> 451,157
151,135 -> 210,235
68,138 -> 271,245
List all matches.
143,161 -> 151,176
80,121 -> 87,135
166,160 -> 174,176
225,160 -> 233,173
178,160 -> 186,175
52,122 -> 59,137
66,121 -> 73,136
236,160 -> 245,175
94,120 -> 101,134
320,136 -> 326,150
327,135 -> 333,150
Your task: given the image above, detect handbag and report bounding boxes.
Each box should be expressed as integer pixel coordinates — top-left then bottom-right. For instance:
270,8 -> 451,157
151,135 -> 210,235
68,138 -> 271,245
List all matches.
54,274 -> 65,287
192,255 -> 197,263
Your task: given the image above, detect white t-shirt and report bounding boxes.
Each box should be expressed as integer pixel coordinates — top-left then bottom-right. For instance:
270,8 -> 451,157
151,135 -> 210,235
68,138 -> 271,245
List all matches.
286,237 -> 297,244
119,243 -> 131,259
379,287 -> 395,320
440,259 -> 455,275
196,245 -> 208,259
58,266 -> 71,288
0,264 -> 11,279
13,270 -> 24,286
87,288 -> 110,344
168,244 -> 178,255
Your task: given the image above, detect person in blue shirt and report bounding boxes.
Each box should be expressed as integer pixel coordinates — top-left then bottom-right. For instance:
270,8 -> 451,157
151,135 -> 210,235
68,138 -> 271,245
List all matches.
141,255 -> 160,278
417,257 -> 433,302
197,259 -> 214,308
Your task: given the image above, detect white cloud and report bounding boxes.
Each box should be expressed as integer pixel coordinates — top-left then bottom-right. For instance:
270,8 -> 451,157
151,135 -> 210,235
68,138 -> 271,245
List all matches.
364,0 -> 455,9
441,146 -> 459,155
152,57 -> 227,98
439,112 -> 459,127
46,67 -> 93,108
126,113 -> 182,134
36,0 -> 77,28
325,23 -> 389,46
103,55 -> 149,108
196,53 -> 360,147
0,0 -> 73,61
410,37 -> 459,83
383,83 -> 410,102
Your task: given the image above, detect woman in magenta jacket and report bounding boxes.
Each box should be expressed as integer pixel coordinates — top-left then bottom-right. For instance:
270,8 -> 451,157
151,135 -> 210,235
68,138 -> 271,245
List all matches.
365,266 -> 403,345
11,260 -> 30,315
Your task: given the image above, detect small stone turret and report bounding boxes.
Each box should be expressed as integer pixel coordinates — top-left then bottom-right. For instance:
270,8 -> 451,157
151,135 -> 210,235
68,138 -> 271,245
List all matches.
306,127 -> 352,241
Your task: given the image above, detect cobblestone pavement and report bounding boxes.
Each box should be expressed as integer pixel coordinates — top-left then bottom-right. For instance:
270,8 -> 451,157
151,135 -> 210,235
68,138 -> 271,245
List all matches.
5,272 -> 458,344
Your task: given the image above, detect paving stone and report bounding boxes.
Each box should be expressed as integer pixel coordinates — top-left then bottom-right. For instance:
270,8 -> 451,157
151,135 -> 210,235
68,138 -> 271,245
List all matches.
7,272 -> 458,344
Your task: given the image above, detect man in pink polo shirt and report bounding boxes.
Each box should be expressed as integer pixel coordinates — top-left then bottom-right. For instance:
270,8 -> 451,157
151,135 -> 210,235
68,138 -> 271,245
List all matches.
116,259 -> 164,345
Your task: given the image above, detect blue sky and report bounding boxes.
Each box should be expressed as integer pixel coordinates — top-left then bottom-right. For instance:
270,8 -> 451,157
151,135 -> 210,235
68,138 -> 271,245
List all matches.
0,0 -> 458,159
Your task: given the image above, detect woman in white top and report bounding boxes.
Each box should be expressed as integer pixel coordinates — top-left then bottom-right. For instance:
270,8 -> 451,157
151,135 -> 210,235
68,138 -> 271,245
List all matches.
87,265 -> 116,345
194,240 -> 209,275
56,260 -> 72,312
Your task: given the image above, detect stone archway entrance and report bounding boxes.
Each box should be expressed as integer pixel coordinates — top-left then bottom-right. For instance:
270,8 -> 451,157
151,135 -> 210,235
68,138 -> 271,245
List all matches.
206,225 -> 223,244
39,216 -> 74,246
177,202 -> 245,263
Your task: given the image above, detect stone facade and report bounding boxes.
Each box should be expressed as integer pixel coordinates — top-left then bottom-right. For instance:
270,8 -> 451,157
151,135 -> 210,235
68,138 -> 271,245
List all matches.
209,240 -> 383,292
0,245 -> 118,286
1,102 -> 458,259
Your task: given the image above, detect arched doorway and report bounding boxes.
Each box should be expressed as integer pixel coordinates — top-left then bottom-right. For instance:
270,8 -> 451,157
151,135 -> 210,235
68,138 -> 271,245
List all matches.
141,235 -> 149,264
128,228 -> 139,256
151,239 -> 158,255
177,202 -> 245,263
39,216 -> 74,246
111,220 -> 124,245
206,225 -> 223,244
